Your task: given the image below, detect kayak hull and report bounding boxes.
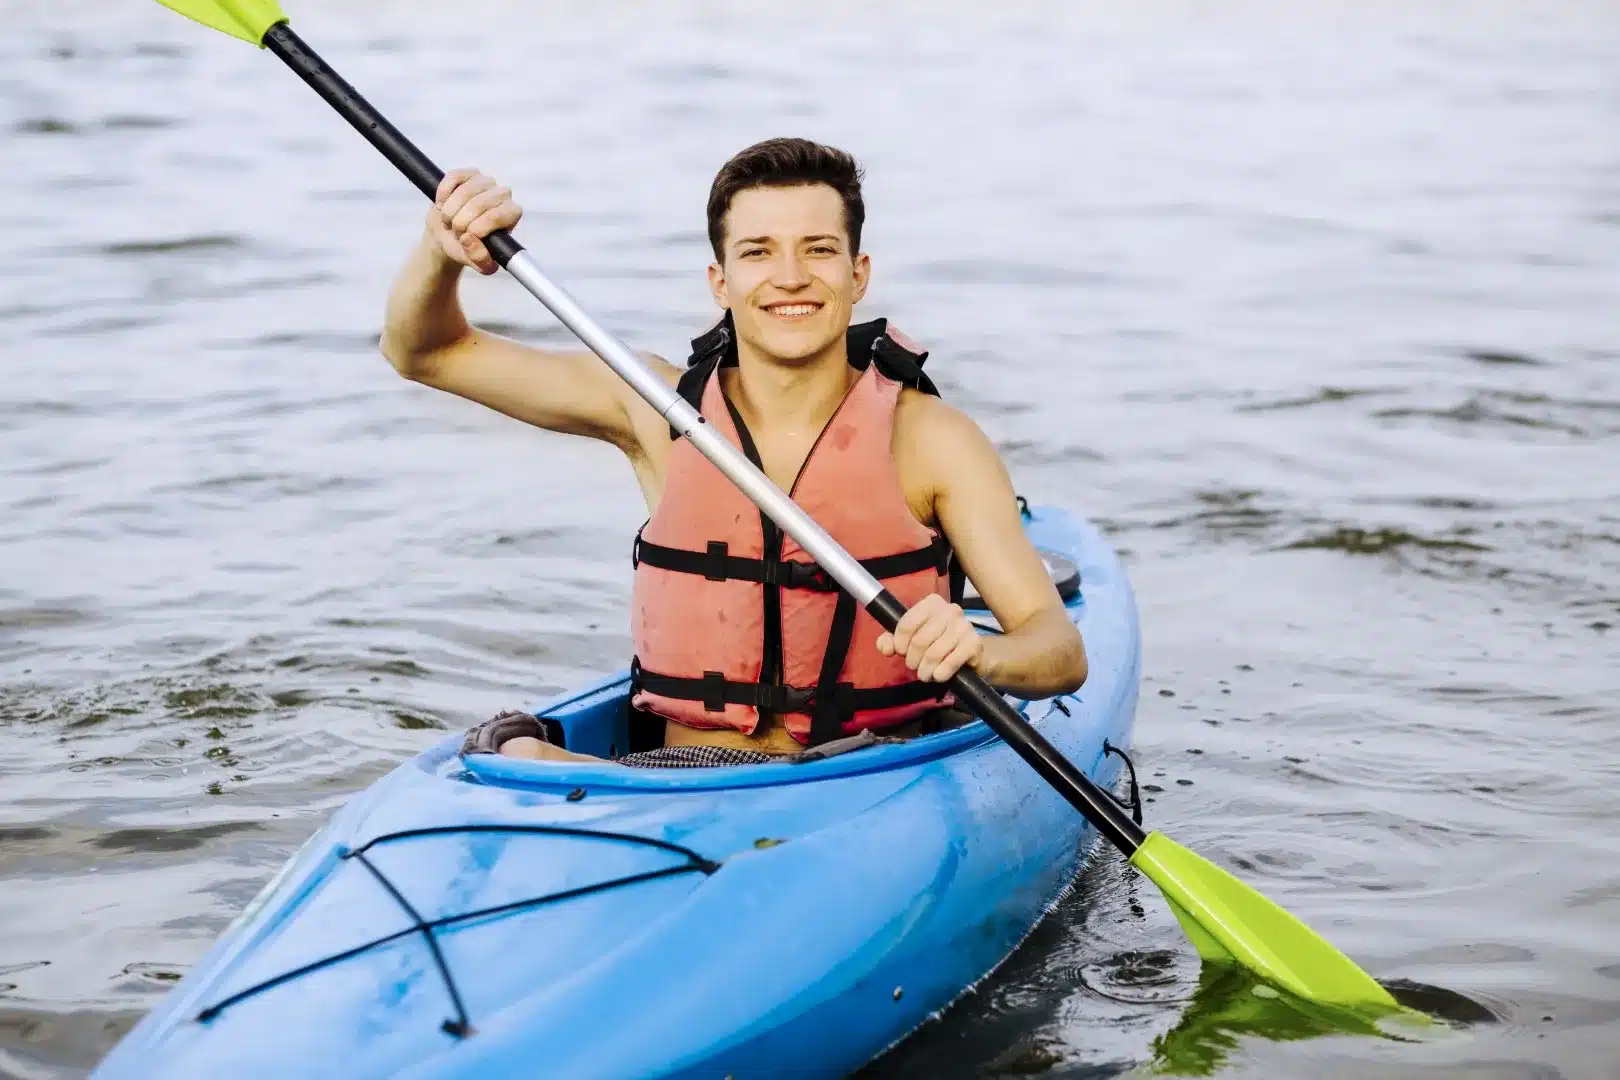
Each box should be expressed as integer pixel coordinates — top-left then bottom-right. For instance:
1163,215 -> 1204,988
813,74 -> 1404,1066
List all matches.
93,505 -> 1140,1079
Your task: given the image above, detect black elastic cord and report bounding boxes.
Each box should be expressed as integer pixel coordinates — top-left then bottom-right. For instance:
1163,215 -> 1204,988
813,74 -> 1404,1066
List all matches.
1102,740 -> 1144,826
351,850 -> 473,1037
194,825 -> 719,1030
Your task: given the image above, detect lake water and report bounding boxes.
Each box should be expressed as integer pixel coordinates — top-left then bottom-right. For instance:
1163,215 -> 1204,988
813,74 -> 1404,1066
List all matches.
2,1 -> 1617,1076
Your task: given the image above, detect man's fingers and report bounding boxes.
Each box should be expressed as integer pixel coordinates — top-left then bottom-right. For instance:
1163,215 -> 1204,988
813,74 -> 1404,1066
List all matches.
434,167 -> 477,207
464,201 -> 521,242
922,636 -> 978,683
451,186 -> 512,234
915,630 -> 959,682
889,595 -> 943,654
461,234 -> 495,274
903,613 -> 951,671
440,173 -> 495,222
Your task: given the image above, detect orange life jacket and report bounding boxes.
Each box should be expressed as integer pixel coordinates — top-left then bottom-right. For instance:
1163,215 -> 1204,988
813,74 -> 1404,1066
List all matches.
630,315 -> 963,746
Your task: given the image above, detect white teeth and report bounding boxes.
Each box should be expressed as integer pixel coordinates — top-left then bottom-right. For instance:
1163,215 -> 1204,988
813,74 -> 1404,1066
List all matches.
769,304 -> 818,317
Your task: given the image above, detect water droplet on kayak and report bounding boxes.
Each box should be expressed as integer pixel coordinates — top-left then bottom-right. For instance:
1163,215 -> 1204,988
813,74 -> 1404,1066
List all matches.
893,986 -> 903,1001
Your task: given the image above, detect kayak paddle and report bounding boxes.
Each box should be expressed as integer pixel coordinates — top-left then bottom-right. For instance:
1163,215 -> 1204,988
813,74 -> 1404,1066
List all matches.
151,0 -> 1408,1017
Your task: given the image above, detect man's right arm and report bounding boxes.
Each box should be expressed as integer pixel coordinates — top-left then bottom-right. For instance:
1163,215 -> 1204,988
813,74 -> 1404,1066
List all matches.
377,168 -> 673,456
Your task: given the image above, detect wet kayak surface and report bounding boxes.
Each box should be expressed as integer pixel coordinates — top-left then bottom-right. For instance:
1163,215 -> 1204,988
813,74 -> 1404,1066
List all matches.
2,1 -> 1617,1077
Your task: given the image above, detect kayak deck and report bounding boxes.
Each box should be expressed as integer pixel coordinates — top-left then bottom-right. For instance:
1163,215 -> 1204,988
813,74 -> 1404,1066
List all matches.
92,504 -> 1140,1080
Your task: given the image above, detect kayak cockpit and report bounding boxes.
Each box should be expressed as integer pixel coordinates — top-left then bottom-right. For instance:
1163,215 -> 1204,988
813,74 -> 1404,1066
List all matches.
451,674 -> 1048,795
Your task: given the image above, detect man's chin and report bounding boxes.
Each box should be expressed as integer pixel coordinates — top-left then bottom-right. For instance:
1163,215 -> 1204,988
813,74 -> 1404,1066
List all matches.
744,321 -> 846,365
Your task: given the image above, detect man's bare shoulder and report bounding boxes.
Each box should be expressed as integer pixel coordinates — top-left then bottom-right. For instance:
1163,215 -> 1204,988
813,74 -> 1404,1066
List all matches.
891,388 -> 1011,525
893,388 -> 1000,463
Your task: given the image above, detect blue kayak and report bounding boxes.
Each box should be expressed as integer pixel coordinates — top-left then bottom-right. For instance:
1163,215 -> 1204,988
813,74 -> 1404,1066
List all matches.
93,503 -> 1140,1079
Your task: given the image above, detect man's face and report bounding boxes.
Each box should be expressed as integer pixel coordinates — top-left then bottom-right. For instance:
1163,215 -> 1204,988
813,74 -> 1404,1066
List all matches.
708,183 -> 870,365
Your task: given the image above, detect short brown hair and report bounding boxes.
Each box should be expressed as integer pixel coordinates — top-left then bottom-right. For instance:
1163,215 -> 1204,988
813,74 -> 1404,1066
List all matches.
706,138 -> 866,261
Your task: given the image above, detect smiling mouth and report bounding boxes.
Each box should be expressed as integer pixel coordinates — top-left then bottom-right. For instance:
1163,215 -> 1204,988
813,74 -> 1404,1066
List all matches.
762,302 -> 822,320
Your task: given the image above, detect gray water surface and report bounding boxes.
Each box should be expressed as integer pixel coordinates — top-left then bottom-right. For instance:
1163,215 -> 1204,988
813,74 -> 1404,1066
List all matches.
2,1 -> 1618,1077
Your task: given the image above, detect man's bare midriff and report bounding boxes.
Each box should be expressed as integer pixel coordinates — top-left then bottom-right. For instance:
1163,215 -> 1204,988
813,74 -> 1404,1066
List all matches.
662,717 -> 806,755
661,707 -> 958,756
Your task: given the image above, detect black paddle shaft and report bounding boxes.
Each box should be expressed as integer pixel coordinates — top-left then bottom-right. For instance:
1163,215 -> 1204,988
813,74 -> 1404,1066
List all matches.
262,21 -> 1149,859
263,23 -> 523,268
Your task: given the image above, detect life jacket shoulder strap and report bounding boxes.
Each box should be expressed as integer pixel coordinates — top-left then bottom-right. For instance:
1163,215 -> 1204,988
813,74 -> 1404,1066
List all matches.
668,314 -> 938,439
846,317 -> 941,397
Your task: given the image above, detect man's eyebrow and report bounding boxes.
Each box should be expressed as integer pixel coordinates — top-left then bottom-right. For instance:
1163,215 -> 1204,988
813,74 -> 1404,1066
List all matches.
731,234 -> 843,246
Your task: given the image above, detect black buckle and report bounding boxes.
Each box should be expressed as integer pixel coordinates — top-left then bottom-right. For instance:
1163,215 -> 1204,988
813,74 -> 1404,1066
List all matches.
783,561 -> 834,591
701,671 -> 726,712
705,541 -> 729,582
770,685 -> 816,713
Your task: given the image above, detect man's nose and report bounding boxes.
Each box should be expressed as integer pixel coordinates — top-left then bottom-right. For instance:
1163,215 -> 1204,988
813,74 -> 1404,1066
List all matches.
771,251 -> 811,289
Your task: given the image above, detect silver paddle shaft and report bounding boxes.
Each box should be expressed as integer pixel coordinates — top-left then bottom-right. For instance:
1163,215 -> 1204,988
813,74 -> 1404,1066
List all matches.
503,249 -> 881,606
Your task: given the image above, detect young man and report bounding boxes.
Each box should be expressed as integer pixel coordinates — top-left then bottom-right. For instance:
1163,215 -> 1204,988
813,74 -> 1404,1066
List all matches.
379,138 -> 1086,765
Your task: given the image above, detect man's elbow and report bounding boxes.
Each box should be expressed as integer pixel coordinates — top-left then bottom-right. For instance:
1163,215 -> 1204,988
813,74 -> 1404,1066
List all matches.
1056,639 -> 1088,696
378,333 -> 441,383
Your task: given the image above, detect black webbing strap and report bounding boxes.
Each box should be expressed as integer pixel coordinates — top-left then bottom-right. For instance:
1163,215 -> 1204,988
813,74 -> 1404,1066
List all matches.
633,533 -> 833,590
671,313 -> 940,443
631,659 -> 815,715
847,316 -> 941,398
631,659 -> 946,720
669,355 -> 723,440
632,531 -> 949,592
947,554 -> 967,605
809,590 -> 860,745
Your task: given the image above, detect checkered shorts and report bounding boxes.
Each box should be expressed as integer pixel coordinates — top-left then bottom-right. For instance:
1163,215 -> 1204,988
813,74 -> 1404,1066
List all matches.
615,745 -> 784,769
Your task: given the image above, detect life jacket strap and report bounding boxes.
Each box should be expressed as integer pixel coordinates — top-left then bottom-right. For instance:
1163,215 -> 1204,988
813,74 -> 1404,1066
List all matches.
669,313 -> 939,440
633,529 -> 949,591
630,658 -> 948,721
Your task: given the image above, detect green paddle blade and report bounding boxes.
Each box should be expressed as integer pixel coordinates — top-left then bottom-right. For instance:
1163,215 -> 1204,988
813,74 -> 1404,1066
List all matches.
155,0 -> 286,45
1130,830 -> 1399,1012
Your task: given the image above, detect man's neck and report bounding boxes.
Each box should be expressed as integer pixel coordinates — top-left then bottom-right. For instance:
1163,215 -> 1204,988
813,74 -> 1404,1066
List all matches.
726,334 -> 858,438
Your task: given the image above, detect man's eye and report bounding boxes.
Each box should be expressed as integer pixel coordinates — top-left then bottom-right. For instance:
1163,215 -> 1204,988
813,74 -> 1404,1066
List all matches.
809,245 -> 836,255
742,248 -> 767,258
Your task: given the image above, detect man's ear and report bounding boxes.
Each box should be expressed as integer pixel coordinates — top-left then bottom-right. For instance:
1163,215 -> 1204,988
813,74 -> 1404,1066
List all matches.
851,251 -> 871,305
707,261 -> 729,311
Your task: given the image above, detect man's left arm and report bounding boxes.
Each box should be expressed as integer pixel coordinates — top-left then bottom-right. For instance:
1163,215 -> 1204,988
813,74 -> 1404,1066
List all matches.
879,396 -> 1088,698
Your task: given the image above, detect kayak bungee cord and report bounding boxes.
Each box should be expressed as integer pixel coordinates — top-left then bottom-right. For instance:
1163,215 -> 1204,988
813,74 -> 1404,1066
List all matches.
149,0 -> 1422,1020
193,824 -> 721,1036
